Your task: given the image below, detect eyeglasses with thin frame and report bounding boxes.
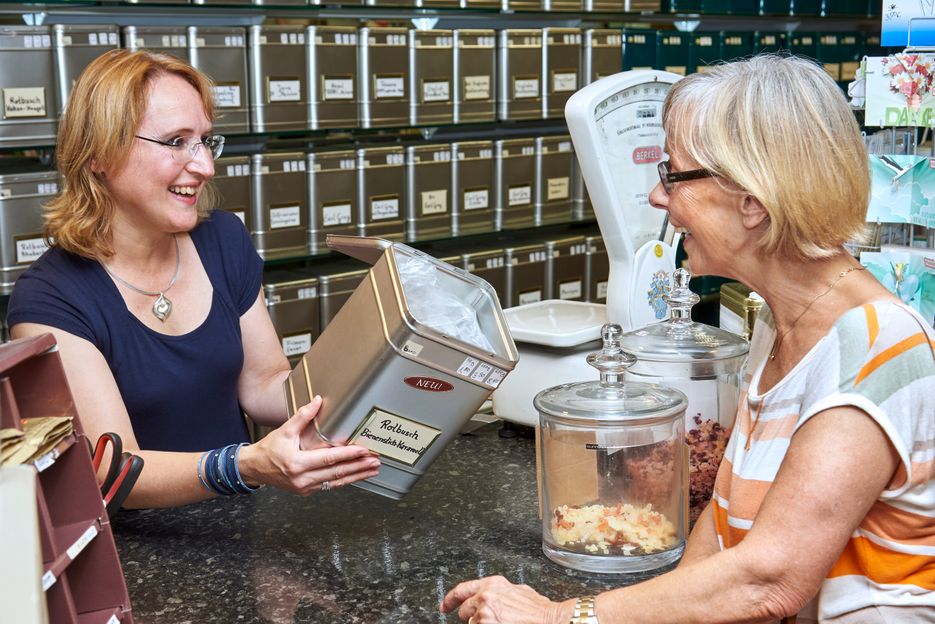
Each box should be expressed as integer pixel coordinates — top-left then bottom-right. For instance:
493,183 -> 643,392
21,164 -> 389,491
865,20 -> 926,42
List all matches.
135,134 -> 225,162
657,159 -> 716,194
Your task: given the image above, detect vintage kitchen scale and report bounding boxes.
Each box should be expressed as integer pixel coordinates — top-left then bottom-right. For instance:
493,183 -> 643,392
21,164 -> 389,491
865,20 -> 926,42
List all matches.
492,70 -> 683,426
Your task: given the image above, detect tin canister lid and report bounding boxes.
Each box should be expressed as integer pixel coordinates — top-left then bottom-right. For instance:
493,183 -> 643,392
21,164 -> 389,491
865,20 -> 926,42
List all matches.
619,268 -> 748,366
533,324 -> 687,424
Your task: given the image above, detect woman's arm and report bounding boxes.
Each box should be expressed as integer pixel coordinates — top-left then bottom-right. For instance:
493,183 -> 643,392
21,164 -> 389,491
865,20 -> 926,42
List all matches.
443,404 -> 899,624
236,291 -> 293,426
677,503 -> 719,568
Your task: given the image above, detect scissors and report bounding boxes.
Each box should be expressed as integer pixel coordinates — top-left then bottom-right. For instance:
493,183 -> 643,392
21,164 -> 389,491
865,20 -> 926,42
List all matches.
88,432 -> 144,519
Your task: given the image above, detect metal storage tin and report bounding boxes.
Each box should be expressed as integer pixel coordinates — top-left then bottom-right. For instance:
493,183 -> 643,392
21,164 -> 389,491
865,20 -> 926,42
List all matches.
191,0 -> 252,4
307,26 -> 359,130
285,237 -> 518,499
188,27 -> 249,135
788,31 -> 818,61
719,281 -> 763,341
122,26 -> 188,60
409,30 -> 454,126
213,155 -> 253,228
359,27 -> 410,129
535,135 -> 575,226
0,170 -> 58,294
498,30 -> 543,121
316,263 -> 369,331
453,30 -> 496,124
817,33 -> 841,82
253,0 -> 305,5
250,152 -> 309,260
0,26 -> 58,148
53,25 -> 119,114
583,29 -> 622,84
622,29 -> 656,71
543,0 -> 582,10
630,0 -> 661,7
461,247 -> 508,306
690,31 -> 718,74
463,0 -> 501,6
286,235 -> 518,500
583,0 -> 624,9
753,31 -> 786,54
249,25 -> 308,133
406,144 -> 453,242
657,31 -> 689,75
495,137 -> 537,231
358,146 -> 406,241
585,235 -> 608,303
543,28 -> 581,119
264,272 -> 320,365
308,149 -> 359,254
417,0 -> 461,6
720,31 -> 753,62
365,0 -> 413,5
502,0 -> 540,9
546,236 -> 588,302
452,140 -> 496,236
506,242 -> 549,307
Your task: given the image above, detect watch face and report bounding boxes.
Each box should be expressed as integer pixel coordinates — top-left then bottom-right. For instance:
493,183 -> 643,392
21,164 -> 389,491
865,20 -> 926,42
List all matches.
592,81 -> 670,252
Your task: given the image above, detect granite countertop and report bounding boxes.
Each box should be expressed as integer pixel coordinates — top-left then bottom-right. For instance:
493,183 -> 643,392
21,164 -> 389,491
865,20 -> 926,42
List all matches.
113,423 -> 668,624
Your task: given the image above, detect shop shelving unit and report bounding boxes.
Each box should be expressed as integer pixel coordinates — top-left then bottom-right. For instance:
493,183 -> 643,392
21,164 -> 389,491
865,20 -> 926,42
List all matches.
0,333 -> 133,624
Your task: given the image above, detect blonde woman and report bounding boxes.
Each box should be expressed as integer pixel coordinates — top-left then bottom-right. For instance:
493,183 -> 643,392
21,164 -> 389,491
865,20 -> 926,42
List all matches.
443,55 -> 935,623
8,50 -> 380,507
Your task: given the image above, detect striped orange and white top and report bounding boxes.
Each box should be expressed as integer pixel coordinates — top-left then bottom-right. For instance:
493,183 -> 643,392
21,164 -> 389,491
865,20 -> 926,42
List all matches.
713,301 -> 935,622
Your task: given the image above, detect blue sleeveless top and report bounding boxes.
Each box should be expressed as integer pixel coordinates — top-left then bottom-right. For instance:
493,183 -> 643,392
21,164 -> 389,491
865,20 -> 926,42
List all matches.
7,210 -> 263,452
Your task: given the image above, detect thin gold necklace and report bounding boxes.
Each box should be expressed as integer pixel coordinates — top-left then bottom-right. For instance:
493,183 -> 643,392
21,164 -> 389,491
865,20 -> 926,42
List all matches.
768,265 -> 866,362
101,235 -> 181,323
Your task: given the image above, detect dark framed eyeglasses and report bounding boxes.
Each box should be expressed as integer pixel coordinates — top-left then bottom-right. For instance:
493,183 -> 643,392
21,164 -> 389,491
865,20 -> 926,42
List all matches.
657,160 -> 716,194
135,134 -> 225,162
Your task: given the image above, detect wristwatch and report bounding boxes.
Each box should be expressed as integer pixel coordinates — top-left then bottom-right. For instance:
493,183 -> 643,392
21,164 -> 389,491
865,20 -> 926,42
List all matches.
569,595 -> 599,624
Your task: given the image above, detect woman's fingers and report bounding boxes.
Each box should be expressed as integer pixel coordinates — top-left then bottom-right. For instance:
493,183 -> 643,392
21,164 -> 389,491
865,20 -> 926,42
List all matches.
281,396 -> 322,437
441,577 -> 560,624
441,578 -> 489,613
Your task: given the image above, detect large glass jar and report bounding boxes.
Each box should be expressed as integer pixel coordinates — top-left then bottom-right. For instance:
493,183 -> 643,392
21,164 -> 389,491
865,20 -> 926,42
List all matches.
619,269 -> 749,525
535,324 -> 688,574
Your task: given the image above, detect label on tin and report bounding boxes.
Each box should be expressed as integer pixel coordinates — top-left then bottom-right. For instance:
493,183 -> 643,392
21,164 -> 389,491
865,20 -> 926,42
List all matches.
513,78 -> 539,99
3,87 -> 46,118
371,196 -> 399,221
547,176 -> 569,200
559,279 -> 582,300
518,289 -> 542,305
268,79 -> 301,102
463,75 -> 490,100
281,333 -> 312,357
420,189 -> 447,215
15,236 -> 49,264
270,205 -> 301,229
323,78 -> 354,100
375,76 -> 405,99
552,72 -> 577,92
322,202 -> 352,227
213,84 -> 241,108
597,281 -> 608,299
508,185 -> 531,206
350,408 -> 441,467
463,188 -> 488,211
422,80 -> 450,102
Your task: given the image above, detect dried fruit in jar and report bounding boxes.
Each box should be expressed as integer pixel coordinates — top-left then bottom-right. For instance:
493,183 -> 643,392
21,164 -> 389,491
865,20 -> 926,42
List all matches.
550,503 -> 678,556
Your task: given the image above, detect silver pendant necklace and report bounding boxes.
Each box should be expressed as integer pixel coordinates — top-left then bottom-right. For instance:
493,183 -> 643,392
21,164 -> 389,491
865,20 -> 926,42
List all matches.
102,235 -> 181,322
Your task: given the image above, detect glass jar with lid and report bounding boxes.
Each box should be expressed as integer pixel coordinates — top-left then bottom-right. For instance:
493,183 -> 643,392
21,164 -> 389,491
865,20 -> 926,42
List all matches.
535,323 -> 688,574
618,268 -> 749,525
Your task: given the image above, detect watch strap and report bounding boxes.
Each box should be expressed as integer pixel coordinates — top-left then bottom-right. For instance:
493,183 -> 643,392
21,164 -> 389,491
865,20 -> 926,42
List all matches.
569,595 -> 599,624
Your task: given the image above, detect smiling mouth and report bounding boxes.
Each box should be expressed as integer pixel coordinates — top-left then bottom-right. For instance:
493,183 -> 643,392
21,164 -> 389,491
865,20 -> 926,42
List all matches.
169,185 -> 197,197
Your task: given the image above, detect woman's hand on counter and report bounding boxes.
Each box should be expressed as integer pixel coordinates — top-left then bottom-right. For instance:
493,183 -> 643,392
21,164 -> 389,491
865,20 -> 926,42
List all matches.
238,396 -> 381,495
441,575 -> 573,624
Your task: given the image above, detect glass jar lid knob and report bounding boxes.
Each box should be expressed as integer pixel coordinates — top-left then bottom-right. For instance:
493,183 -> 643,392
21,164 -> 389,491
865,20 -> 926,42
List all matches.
587,323 -> 636,386
665,267 -> 699,327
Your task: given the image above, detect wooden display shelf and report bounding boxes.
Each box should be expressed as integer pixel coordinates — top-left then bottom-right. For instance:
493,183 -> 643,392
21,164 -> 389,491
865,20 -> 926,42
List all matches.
0,334 -> 133,624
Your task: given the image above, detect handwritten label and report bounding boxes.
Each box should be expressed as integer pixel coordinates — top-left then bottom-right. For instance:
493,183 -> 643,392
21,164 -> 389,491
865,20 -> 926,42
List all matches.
270,205 -> 301,229
268,79 -> 301,103
597,281 -> 608,299
463,188 -> 489,211
350,408 -> 441,466
375,76 -> 405,99
547,176 -> 570,201
231,210 -> 246,224
420,189 -> 447,215
42,570 -> 56,591
485,367 -> 506,388
471,362 -> 493,382
322,203 -> 352,227
463,75 -> 490,100
422,80 -> 450,102
371,197 -> 399,221
552,72 -> 577,92
458,356 -> 479,376
559,280 -> 582,300
66,524 -> 98,561
16,236 -> 49,264
282,333 -> 312,357
508,185 -> 531,206
212,84 -> 241,108
3,87 -> 46,118
513,78 -> 539,99
323,78 -> 354,100
518,289 -> 542,305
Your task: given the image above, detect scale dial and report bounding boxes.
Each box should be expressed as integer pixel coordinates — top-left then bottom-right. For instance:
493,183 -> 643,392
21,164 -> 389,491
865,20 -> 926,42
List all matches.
593,82 -> 670,253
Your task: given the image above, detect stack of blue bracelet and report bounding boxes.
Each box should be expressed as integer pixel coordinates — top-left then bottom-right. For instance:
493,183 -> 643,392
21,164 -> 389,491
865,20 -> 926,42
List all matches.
197,442 -> 260,495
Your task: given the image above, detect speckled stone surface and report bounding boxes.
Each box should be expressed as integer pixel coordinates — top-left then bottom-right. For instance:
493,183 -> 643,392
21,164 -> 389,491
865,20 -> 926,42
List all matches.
113,424 -> 669,624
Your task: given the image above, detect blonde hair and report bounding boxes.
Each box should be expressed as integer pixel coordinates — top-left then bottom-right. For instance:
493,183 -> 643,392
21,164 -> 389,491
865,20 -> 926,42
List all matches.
45,49 -> 217,259
663,54 -> 870,261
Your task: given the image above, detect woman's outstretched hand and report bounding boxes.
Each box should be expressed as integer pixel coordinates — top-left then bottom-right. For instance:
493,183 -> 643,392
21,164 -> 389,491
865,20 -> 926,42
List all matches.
441,576 -> 571,624
239,396 -> 381,495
